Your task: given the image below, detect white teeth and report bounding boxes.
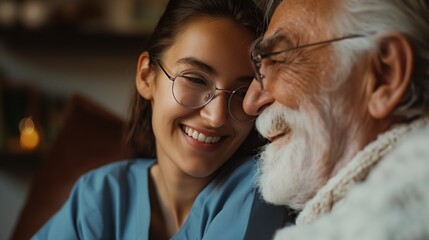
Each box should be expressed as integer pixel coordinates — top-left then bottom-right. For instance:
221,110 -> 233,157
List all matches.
192,131 -> 199,139
205,136 -> 213,143
183,126 -> 221,144
198,133 -> 205,142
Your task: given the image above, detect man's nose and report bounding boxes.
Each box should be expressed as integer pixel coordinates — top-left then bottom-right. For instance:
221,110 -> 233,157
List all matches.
200,94 -> 228,128
243,80 -> 274,116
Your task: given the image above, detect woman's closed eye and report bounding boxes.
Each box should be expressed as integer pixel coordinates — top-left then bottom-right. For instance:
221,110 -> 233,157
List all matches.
181,75 -> 209,85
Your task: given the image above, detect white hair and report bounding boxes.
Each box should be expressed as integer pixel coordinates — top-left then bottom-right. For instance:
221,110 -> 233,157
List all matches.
331,0 -> 429,118
254,101 -> 332,209
254,95 -> 361,209
260,0 -> 282,32
263,0 -> 429,118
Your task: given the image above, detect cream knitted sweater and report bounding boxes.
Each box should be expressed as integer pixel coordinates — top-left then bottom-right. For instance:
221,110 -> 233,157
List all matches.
274,117 -> 429,240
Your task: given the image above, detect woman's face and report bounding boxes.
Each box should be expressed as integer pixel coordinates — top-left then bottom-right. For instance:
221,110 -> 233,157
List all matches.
142,17 -> 255,178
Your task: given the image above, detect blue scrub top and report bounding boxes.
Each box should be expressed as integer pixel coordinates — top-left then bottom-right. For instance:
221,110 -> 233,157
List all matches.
32,158 -> 257,240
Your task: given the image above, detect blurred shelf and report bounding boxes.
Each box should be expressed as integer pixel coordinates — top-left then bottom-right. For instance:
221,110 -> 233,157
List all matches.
0,27 -> 150,53
0,151 -> 43,169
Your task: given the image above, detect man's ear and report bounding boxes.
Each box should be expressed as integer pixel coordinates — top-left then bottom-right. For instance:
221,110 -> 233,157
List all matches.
136,52 -> 156,100
368,32 -> 414,119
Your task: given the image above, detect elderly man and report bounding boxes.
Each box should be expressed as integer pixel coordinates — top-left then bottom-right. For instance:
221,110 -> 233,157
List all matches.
244,0 -> 429,239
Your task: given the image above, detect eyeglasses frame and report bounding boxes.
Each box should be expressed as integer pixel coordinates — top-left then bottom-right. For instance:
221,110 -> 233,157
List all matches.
251,33 -> 375,89
156,61 -> 255,122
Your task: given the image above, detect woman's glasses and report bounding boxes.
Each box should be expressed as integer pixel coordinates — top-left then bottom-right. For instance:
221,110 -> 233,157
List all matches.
157,61 -> 255,122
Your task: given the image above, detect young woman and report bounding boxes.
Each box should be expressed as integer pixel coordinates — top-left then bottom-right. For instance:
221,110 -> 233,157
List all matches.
32,0 -> 262,239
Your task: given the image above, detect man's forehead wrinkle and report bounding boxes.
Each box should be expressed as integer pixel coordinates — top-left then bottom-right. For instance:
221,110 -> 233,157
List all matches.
267,2 -> 312,42
269,0 -> 335,41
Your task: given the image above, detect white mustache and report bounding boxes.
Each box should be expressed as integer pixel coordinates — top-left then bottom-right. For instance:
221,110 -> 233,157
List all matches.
255,103 -> 299,140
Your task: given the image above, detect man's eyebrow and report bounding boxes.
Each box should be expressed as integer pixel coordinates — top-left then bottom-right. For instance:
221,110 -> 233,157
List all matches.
260,30 -> 294,52
176,57 -> 217,75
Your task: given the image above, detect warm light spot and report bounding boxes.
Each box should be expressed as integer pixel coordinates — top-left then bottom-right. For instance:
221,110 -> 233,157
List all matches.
19,117 -> 40,150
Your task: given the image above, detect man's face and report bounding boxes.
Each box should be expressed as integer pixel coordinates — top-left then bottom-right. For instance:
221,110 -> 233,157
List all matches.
253,0 -> 340,108
245,0 -> 369,208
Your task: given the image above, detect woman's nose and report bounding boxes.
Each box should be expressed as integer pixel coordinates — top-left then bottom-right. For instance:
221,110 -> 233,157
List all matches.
243,80 -> 274,116
200,93 -> 228,128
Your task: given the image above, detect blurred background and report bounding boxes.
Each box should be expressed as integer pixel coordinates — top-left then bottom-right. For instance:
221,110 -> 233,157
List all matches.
0,0 -> 167,238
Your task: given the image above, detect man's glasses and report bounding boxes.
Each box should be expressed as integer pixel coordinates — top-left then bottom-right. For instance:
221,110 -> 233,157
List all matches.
157,61 -> 255,122
250,33 -> 374,89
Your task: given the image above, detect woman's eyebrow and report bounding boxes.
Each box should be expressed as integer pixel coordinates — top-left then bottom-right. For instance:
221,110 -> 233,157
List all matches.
177,57 -> 217,75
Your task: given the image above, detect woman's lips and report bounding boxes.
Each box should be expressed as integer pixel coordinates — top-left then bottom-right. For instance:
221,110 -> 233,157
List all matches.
182,125 -> 222,144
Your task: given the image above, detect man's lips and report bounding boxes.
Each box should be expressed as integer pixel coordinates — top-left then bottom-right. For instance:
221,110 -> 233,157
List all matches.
266,127 -> 291,143
267,133 -> 285,143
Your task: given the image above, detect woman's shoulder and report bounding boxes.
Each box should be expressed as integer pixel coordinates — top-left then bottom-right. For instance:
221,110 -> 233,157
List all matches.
191,155 -> 258,206
81,158 -> 155,179
33,159 -> 156,239
67,158 -> 156,222
213,155 -> 257,189
203,155 -> 257,209
175,156 -> 257,240
75,158 -> 156,192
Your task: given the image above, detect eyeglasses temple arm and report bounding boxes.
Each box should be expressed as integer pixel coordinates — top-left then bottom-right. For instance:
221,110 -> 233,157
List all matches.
156,61 -> 175,81
262,32 -> 376,59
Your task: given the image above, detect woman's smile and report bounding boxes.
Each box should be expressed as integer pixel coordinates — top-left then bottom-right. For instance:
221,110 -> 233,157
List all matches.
181,124 -> 225,152
182,125 -> 222,143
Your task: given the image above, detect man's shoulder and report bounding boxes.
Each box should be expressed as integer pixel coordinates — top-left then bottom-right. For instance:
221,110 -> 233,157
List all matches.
272,122 -> 429,240
392,120 -> 429,157
374,121 -> 429,176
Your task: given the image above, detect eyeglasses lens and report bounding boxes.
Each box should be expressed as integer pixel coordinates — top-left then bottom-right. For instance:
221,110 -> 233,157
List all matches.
173,76 -> 254,121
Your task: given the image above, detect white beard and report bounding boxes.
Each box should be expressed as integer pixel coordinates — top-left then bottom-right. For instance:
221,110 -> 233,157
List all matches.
255,100 -> 338,210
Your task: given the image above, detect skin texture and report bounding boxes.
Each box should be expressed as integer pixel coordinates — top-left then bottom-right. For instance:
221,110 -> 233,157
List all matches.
243,0 -> 414,208
246,0 -> 350,113
136,17 -> 255,237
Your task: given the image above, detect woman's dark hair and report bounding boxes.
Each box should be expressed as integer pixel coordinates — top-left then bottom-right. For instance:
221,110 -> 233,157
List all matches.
126,0 -> 263,158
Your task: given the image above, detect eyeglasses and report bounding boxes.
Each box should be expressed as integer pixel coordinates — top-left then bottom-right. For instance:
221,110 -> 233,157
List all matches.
157,61 -> 255,122
250,33 -> 373,89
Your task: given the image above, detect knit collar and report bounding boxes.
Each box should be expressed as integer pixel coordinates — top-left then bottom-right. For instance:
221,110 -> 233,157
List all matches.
296,117 -> 429,225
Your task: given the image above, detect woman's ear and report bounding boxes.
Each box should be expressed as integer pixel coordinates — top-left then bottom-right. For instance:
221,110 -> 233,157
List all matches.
368,32 -> 414,119
136,52 -> 156,100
